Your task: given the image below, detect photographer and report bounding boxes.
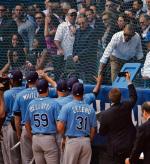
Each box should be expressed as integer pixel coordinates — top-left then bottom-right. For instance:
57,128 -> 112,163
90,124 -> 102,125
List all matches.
97,72 -> 137,164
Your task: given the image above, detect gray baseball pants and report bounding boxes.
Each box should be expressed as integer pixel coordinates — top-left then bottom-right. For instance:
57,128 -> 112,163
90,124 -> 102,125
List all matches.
63,137 -> 92,164
20,126 -> 33,164
1,123 -> 21,164
32,134 -> 59,164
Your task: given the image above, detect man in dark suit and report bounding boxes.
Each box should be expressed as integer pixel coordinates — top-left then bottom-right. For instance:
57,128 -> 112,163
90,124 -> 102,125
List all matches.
0,4 -> 18,69
125,101 -> 150,164
97,72 -> 137,164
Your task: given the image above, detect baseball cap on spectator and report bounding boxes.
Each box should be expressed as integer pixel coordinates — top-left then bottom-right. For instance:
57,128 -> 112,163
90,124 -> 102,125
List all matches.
67,76 -> 79,92
9,70 -> 23,81
36,79 -> 48,94
72,82 -> 84,96
26,71 -> 38,83
67,9 -> 77,15
144,32 -> 150,42
57,79 -> 67,92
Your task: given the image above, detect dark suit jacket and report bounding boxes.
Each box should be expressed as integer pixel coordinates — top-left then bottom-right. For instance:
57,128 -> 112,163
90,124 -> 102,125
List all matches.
130,119 -> 150,164
97,84 -> 137,157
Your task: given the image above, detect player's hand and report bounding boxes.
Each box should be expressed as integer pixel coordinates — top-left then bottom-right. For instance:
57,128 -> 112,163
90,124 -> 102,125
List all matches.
37,70 -> 47,79
94,75 -> 103,83
61,137 -> 66,152
125,158 -> 130,164
73,55 -> 79,63
125,72 -> 130,81
57,48 -> 64,56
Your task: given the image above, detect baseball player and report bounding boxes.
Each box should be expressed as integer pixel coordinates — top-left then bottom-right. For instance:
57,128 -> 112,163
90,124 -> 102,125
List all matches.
66,76 -> 103,105
57,82 -> 97,164
25,79 -> 61,164
0,70 -> 25,164
13,71 -> 39,164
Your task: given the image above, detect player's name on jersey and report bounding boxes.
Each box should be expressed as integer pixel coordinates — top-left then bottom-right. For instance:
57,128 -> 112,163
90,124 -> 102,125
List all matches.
23,92 -> 38,100
72,106 -> 91,114
29,103 -> 51,112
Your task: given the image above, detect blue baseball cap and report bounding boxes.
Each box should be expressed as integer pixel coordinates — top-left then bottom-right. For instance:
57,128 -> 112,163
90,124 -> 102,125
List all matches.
26,71 -> 38,83
57,79 -> 67,92
72,82 -> 84,96
36,79 -> 48,94
144,32 -> 150,42
9,70 -> 23,81
67,76 -> 79,92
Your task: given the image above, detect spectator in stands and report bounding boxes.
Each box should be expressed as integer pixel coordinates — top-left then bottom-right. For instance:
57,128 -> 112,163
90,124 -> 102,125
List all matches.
105,0 -> 121,14
99,24 -> 143,82
139,14 -> 150,39
0,4 -> 18,69
27,37 -> 42,67
73,15 -> 98,83
125,101 -> 150,164
90,5 -> 99,18
60,2 -> 71,21
35,11 -> 46,49
54,9 -> 77,59
33,3 -> 41,13
146,0 -> 150,16
101,11 -> 116,49
141,32 -> 150,79
85,8 -> 103,36
44,11 -> 59,55
132,0 -> 145,19
117,13 -> 130,31
14,4 -> 35,54
9,33 -> 24,50
26,5 -> 36,27
97,72 -> 137,164
1,49 -> 26,74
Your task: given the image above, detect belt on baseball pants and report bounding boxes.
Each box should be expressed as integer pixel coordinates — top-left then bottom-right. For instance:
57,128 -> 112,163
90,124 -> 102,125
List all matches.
67,135 -> 90,139
33,133 -> 56,136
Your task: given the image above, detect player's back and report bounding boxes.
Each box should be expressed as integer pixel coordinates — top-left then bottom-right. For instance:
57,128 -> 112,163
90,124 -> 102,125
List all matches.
13,87 -> 39,125
26,97 -> 61,134
4,86 -> 25,125
58,99 -> 96,137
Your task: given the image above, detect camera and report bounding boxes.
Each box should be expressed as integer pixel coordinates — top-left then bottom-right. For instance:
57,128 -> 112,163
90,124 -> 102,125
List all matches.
118,72 -> 127,77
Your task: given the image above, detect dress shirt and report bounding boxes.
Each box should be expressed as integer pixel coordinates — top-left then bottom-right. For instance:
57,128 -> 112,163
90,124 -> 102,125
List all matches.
141,51 -> 150,78
54,20 -> 75,59
100,31 -> 143,64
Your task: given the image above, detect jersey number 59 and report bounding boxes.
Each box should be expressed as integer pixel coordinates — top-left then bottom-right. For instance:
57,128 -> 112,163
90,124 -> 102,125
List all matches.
33,113 -> 48,127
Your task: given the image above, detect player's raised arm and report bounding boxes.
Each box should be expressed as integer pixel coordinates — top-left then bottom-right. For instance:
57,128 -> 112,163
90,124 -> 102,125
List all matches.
37,69 -> 57,87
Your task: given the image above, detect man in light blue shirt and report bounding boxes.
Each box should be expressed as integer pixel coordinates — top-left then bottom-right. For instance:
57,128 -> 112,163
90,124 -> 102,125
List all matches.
99,23 -> 144,81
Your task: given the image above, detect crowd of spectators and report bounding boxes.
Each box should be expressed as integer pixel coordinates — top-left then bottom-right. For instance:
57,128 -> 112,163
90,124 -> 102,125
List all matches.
0,0 -> 150,84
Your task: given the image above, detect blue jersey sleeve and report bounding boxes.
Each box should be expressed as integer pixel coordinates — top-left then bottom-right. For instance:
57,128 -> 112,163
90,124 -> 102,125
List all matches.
13,95 -> 21,113
3,92 -> 10,113
52,102 -> 61,122
24,105 -> 30,123
84,93 -> 96,105
57,105 -> 68,123
90,110 -> 97,128
48,88 -> 57,98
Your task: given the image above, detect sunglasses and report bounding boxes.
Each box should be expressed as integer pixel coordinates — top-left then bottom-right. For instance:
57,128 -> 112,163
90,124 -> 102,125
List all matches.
35,17 -> 42,19
69,12 -> 77,17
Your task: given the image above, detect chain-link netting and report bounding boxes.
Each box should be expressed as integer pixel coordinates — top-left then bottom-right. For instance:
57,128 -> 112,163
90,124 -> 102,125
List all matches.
0,0 -> 149,86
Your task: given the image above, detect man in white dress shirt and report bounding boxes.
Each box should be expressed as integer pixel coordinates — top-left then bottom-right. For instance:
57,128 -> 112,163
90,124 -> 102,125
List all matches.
99,24 -> 144,82
141,32 -> 150,78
